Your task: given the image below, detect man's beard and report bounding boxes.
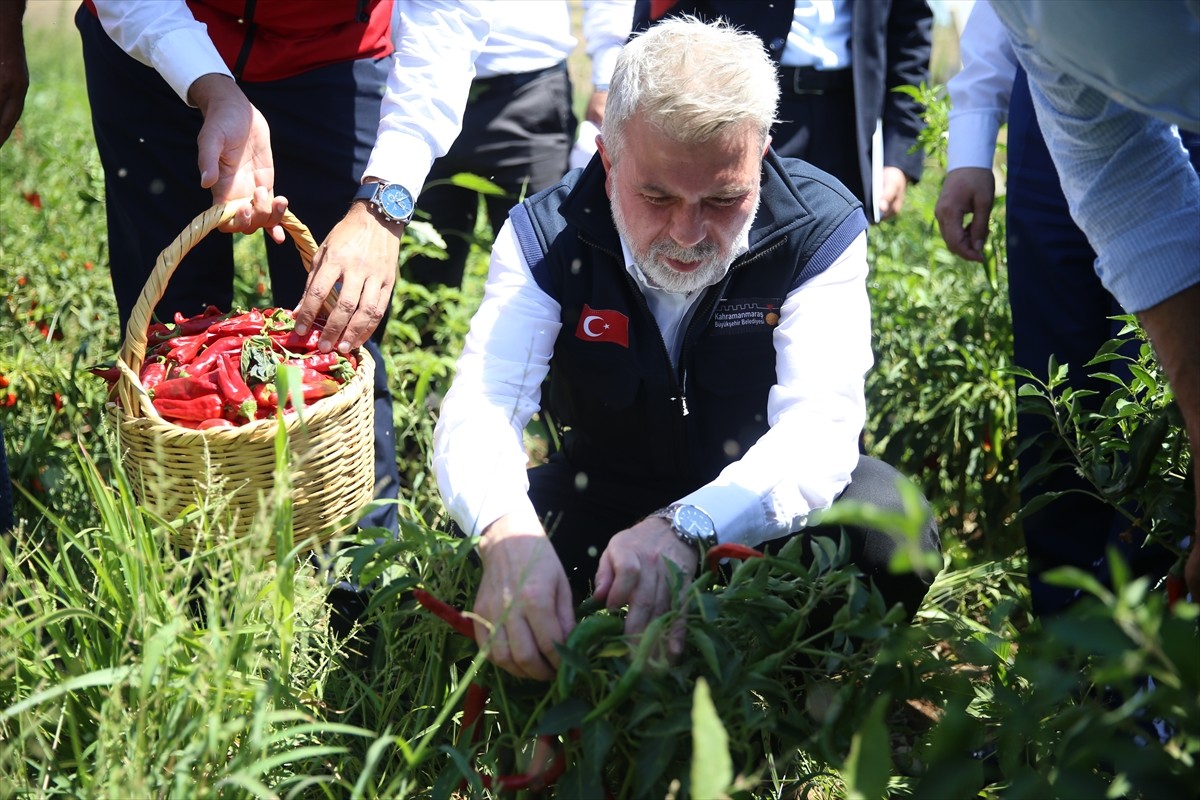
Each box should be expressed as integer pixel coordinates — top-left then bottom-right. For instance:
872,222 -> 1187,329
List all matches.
611,190 -> 757,295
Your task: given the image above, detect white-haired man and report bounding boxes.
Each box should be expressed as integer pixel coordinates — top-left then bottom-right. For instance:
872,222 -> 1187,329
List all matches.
434,17 -> 942,681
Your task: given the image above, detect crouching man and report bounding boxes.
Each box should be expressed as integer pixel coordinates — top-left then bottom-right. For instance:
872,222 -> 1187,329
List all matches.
433,16 -> 942,681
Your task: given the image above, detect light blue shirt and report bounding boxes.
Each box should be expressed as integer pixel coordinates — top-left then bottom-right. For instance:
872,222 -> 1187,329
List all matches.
988,0 -> 1200,312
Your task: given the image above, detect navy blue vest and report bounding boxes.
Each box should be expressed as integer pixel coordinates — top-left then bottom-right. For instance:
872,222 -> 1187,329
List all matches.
510,150 -> 866,490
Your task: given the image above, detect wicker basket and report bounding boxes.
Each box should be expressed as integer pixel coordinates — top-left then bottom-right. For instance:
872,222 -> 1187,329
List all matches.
114,200 -> 376,551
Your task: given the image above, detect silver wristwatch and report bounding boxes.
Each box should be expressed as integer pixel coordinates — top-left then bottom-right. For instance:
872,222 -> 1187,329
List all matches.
652,503 -> 717,552
353,181 -> 415,224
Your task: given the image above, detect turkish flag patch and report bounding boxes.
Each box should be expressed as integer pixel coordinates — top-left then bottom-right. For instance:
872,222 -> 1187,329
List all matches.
575,304 -> 630,347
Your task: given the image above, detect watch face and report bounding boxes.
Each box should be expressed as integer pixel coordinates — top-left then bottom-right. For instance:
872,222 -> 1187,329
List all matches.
675,505 -> 714,543
377,184 -> 414,222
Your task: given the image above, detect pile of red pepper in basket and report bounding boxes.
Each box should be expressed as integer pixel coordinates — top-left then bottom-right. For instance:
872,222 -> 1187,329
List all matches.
91,306 -> 356,430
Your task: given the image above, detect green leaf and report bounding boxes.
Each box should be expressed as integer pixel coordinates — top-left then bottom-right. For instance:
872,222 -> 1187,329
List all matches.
447,172 -> 506,195
690,677 -> 733,800
842,694 -> 892,800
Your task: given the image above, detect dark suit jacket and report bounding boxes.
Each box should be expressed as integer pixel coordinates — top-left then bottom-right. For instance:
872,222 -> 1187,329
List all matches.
632,0 -> 933,211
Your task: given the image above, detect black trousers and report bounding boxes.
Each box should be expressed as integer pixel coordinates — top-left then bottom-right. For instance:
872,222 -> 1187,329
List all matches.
528,453 -> 942,619
402,63 -> 576,288
77,8 -> 399,534
771,67 -> 863,206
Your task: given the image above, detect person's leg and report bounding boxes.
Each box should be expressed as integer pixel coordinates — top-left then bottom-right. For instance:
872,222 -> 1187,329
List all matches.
771,69 -> 862,202
77,6 -> 234,334
767,455 -> 942,619
243,57 -> 400,536
404,64 -> 575,289
1007,68 -> 1173,616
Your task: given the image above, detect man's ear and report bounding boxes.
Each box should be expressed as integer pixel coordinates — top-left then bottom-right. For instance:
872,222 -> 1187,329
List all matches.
597,136 -> 614,196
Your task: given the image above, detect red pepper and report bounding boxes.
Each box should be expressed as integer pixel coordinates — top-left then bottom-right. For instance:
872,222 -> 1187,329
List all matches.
1166,573 -> 1186,609
207,308 -> 265,336
283,352 -> 341,372
188,334 -> 250,376
165,332 -> 210,364
197,417 -> 236,430
172,305 -> 228,335
251,382 -> 278,410
706,542 -> 764,575
412,588 -> 476,641
152,394 -> 224,423
150,374 -> 219,401
140,360 -> 169,391
458,682 -> 489,745
271,326 -> 322,353
216,354 -> 257,420
88,364 -> 121,389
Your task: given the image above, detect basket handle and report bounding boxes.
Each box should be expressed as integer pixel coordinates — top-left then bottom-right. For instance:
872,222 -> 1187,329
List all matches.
117,199 -> 332,410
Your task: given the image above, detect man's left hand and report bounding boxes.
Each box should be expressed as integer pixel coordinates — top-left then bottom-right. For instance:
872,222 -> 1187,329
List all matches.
293,202 -> 402,353
593,517 -> 698,659
878,166 -> 909,221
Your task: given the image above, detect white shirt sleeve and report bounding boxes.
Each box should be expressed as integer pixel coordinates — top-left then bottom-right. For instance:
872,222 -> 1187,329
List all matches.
581,0 -> 634,88
433,219 -> 561,537
679,231 -> 872,547
945,0 -> 1019,172
92,0 -> 232,104
365,0 -> 492,198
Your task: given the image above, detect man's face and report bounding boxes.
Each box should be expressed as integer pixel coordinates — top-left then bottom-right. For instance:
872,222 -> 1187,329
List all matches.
599,115 -> 765,294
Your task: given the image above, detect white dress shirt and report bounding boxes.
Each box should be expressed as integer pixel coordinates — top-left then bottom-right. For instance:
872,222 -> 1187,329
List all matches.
945,1 -> 1018,172
782,0 -> 853,70
91,0 -> 491,204
433,217 -> 871,547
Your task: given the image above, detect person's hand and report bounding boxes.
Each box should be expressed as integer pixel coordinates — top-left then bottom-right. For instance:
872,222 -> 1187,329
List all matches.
877,166 -> 909,221
188,73 -> 287,243
593,516 -> 698,660
584,89 -> 608,127
292,201 -> 402,353
0,7 -> 29,148
934,166 -> 996,262
474,513 -> 576,681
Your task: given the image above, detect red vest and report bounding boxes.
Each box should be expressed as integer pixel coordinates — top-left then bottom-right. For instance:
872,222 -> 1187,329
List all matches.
84,0 -> 394,82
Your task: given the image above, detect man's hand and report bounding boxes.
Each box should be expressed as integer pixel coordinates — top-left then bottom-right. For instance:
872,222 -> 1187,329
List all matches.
188,73 -> 287,243
292,201 -> 402,353
474,513 -> 576,681
594,517 -> 698,659
934,166 -> 996,262
877,166 -> 909,221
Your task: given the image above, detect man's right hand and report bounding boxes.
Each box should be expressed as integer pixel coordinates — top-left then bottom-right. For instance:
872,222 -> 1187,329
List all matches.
187,73 -> 287,242
475,513 -> 576,681
934,166 -> 996,263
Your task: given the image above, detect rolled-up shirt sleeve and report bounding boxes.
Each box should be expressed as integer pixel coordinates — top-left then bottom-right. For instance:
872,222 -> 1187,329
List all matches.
433,220 -> 561,537
681,229 -> 873,548
364,0 -> 491,199
92,0 -> 231,104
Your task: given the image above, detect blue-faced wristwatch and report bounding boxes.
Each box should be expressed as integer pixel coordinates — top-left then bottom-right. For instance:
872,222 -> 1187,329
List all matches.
353,181 -> 415,224
652,503 -> 718,553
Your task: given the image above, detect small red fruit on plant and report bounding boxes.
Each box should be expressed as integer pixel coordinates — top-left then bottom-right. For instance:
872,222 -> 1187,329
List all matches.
22,191 -> 41,210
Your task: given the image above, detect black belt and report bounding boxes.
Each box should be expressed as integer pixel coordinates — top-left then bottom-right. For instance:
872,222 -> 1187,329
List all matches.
778,66 -> 853,95
472,61 -> 568,95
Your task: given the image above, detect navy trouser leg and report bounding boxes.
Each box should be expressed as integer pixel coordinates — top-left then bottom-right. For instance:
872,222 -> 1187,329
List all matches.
527,454 -> 941,618
78,8 -> 398,535
1007,69 -> 1172,615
